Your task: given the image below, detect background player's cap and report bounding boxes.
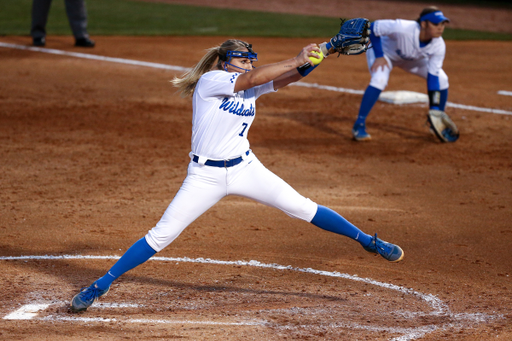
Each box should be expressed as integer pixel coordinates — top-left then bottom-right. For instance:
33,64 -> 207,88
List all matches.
420,11 -> 450,24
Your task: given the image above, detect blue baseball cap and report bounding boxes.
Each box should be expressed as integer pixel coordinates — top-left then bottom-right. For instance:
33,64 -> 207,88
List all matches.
420,11 -> 450,24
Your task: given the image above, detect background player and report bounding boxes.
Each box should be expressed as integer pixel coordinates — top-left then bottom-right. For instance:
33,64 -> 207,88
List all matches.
31,0 -> 95,47
352,6 -> 452,141
69,36 -> 404,313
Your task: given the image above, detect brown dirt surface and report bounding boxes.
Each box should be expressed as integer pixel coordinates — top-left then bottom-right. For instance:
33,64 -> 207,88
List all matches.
1,32 -> 512,341
149,0 -> 512,33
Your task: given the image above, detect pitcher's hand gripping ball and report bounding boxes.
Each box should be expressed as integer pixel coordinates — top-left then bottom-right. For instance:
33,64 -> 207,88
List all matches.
309,50 -> 324,65
320,18 -> 371,56
427,109 -> 460,142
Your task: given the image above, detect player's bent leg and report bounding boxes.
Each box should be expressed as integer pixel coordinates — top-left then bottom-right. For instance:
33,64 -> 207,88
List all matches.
229,158 -> 403,262
146,162 -> 227,251
367,55 -> 391,90
94,237 -> 156,289
353,85 -> 382,141
439,88 -> 448,111
404,60 -> 449,111
438,70 -> 449,111
311,205 -> 372,246
311,206 -> 403,261
70,237 -> 157,312
70,162 -> 227,312
228,156 -> 317,222
354,56 -> 391,141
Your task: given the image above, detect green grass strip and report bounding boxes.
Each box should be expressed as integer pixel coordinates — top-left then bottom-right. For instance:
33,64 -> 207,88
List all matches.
1,0 -> 511,40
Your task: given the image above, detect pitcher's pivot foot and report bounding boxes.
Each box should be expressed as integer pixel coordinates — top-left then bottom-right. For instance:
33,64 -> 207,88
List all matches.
70,281 -> 109,312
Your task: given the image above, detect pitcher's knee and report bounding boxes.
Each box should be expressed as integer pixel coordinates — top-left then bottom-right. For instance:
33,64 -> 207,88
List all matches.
369,76 -> 388,91
145,224 -> 185,252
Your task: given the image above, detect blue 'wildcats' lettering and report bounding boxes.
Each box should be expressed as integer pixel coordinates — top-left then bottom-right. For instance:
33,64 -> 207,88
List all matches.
219,98 -> 255,116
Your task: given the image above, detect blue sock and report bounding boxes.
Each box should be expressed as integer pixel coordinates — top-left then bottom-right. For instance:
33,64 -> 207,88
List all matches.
95,237 -> 156,290
439,88 -> 448,111
355,85 -> 382,126
311,205 -> 372,247
428,89 -> 448,111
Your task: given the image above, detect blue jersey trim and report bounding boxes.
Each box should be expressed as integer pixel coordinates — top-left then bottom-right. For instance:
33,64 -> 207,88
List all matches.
297,63 -> 319,77
427,73 -> 440,91
369,22 -> 384,58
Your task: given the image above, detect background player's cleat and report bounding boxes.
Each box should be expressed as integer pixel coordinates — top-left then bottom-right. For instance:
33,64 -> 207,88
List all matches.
352,123 -> 372,141
364,234 -> 404,262
75,37 -> 95,48
33,37 -> 45,47
70,281 -> 109,312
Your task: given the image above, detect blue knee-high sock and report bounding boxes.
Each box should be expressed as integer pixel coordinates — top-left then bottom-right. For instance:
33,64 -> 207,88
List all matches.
95,237 -> 156,290
355,85 -> 382,126
311,205 -> 372,247
428,89 -> 448,111
439,88 -> 448,111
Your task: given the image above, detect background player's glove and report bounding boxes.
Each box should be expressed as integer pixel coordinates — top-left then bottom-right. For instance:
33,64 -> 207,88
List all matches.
426,109 -> 460,143
320,18 -> 370,56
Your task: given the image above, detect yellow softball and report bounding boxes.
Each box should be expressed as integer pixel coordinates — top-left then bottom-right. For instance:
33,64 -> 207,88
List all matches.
309,50 -> 324,66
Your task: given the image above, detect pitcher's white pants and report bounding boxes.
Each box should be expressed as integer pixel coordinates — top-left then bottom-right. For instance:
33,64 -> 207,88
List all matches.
146,152 -> 318,252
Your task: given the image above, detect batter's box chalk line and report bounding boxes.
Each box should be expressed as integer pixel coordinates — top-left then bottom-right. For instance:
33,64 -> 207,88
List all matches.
1,41 -> 511,116
1,255 -> 503,341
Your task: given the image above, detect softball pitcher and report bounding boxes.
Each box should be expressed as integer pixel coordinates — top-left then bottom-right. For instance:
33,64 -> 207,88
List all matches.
70,37 -> 403,313
352,6 -> 458,142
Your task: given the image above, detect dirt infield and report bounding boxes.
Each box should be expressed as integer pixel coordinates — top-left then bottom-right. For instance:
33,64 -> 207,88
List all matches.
1,34 -> 511,340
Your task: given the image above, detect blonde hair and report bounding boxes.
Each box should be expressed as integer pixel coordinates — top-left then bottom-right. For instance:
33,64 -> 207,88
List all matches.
171,39 -> 253,97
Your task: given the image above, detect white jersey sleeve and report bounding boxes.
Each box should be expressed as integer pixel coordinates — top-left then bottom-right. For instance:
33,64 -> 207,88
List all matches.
372,19 -> 403,38
196,70 -> 275,99
196,71 -> 240,98
425,39 -> 446,77
253,80 -> 275,100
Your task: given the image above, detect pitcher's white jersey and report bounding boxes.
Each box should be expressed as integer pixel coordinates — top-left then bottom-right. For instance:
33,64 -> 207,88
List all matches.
373,19 -> 446,77
191,70 -> 275,160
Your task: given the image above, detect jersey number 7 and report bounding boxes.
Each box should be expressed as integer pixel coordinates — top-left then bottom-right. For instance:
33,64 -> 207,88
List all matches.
239,123 -> 248,137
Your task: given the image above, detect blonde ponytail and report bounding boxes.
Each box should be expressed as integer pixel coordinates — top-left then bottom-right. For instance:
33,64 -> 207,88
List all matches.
171,46 -> 220,97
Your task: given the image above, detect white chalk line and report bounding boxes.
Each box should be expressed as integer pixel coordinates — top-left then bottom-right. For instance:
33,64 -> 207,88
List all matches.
4,301 -> 255,326
0,42 -> 189,72
2,300 -> 264,326
1,255 -> 502,340
291,82 -> 512,115
42,315 -> 265,326
290,81 -> 364,95
445,102 -> 511,115
1,41 -> 511,116
498,90 -> 512,96
0,254 -> 447,314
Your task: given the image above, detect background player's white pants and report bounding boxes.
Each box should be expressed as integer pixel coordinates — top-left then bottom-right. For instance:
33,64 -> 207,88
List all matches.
366,48 -> 449,91
146,152 -> 318,252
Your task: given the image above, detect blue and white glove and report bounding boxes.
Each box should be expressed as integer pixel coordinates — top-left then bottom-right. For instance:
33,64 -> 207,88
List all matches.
320,18 -> 371,56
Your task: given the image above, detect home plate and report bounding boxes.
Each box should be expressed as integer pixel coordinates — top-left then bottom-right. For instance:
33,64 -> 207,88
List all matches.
379,90 -> 428,104
3,303 -> 50,320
